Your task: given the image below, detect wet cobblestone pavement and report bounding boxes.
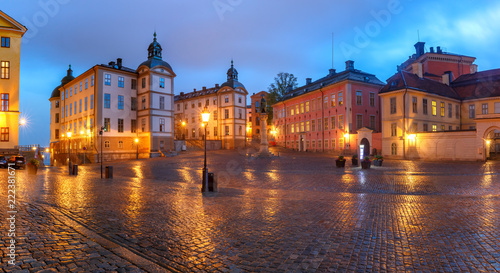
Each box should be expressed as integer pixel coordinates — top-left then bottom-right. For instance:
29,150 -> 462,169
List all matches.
2,148 -> 500,272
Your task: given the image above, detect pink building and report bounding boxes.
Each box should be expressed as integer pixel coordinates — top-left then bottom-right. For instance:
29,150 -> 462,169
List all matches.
272,61 -> 384,154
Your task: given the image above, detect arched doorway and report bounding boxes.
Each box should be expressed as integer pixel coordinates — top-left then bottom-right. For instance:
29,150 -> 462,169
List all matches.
484,127 -> 500,160
360,138 -> 370,157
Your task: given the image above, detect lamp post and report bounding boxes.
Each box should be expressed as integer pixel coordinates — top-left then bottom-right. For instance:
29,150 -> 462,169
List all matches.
67,131 -> 72,175
135,138 -> 139,159
99,126 -> 104,179
201,107 -> 210,193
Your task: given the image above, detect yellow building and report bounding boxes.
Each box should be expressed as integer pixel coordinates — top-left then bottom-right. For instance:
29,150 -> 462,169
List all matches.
0,11 -> 26,150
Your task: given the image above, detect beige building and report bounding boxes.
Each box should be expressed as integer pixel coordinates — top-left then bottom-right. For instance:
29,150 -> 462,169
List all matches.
49,33 -> 175,164
174,61 -> 248,149
380,42 -> 500,161
0,11 -> 26,150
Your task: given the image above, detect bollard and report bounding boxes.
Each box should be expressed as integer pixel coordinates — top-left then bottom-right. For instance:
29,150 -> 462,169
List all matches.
105,166 -> 113,178
208,172 -> 217,192
72,164 -> 78,175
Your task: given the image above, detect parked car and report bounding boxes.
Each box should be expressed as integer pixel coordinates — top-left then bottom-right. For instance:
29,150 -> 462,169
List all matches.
0,155 -> 7,168
8,155 -> 25,169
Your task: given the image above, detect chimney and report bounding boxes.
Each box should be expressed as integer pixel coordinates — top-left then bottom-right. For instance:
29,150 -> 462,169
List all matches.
202,86 -> 206,90
442,71 -> 453,85
306,78 -> 312,85
180,92 -> 184,96
430,47 -> 434,53
470,64 -> 478,74
345,60 -> 355,71
329,68 -> 336,75
414,42 -> 425,57
215,83 -> 219,88
437,46 -> 442,54
193,88 -> 196,92
108,61 -> 116,67
117,58 -> 122,69
412,63 -> 423,78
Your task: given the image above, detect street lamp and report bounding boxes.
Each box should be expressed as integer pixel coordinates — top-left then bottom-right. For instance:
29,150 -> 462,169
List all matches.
344,133 -> 349,154
135,138 -> 139,159
201,107 -> 210,193
99,126 -> 104,179
67,131 -> 72,175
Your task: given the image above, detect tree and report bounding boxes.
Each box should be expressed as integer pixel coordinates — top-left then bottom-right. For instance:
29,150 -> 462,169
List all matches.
267,72 -> 298,123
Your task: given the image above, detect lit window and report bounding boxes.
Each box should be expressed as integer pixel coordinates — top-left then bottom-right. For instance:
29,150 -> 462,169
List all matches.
159,78 -> 165,88
432,100 -> 437,116
1,127 -> 9,141
104,118 -> 110,132
1,94 -> 8,111
440,102 -> 445,117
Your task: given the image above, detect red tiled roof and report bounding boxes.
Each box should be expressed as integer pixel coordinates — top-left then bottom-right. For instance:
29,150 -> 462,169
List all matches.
451,69 -> 500,100
380,71 -> 460,99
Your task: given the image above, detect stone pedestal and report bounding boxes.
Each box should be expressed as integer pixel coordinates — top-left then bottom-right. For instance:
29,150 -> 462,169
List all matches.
256,113 -> 272,157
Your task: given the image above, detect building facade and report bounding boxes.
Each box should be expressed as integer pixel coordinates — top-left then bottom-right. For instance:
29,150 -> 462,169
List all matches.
272,61 -> 384,155
174,61 -> 248,149
380,42 -> 500,161
0,11 -> 26,150
249,91 -> 269,140
49,33 -> 175,164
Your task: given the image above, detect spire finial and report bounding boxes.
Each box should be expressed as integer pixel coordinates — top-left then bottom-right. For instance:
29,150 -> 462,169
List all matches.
231,59 -> 233,68
69,64 -> 71,69
153,32 -> 157,41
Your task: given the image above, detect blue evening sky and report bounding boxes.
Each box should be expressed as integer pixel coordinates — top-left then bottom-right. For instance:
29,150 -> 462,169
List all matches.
3,0 -> 500,146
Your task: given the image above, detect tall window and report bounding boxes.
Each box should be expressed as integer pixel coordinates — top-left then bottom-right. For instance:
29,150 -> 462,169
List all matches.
118,119 -> 124,132
69,104 -> 72,116
338,92 -> 343,106
225,126 -> 230,136
239,126 -> 242,135
369,115 -> 376,130
324,118 -> 328,130
331,116 -> 336,129
131,120 -> 136,133
1,61 -> 9,79
214,126 -> 217,137
131,79 -> 137,90
356,91 -> 362,105
55,113 -> 59,123
238,96 -> 242,103
91,75 -> 94,86
84,97 -> 88,111
118,141 -> 123,148
482,103 -> 488,114
159,118 -> 165,132
440,102 -> 445,117
423,124 -> 428,132
324,96 -> 328,108
85,79 -> 88,89
213,110 -> 217,120
369,93 -> 375,107
225,109 -> 229,119
1,94 -> 8,111
331,95 -> 336,107
469,104 -> 475,118
65,105 -> 68,117
206,99 -> 209,106
448,103 -> 453,118
356,114 -> 363,129
105,74 -> 111,85
432,124 -> 437,132
225,95 -> 229,103
104,93 -> 111,108
300,103 -> 304,114
391,123 -> 397,136
423,99 -> 428,115
141,118 -> 146,132
412,97 -> 417,113
159,96 -> 165,110
300,122 -> 304,132
391,143 -> 397,155
104,118 -> 110,132
79,82 -> 82,92
142,96 -> 146,110
74,84 -> 77,95
159,78 -> 165,88
104,141 -> 110,148
1,37 -> 10,48
79,99 -> 82,113
239,109 -> 242,119
118,76 -> 124,88
338,115 -> 344,129
390,97 -> 396,114
131,97 -> 137,110
142,78 -> 146,88
118,95 -> 124,110
306,121 -> 310,131
90,94 -> 94,109
1,127 -> 8,141
432,100 -> 437,116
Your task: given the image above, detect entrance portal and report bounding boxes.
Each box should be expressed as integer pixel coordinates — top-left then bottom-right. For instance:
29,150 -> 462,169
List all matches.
360,138 -> 370,157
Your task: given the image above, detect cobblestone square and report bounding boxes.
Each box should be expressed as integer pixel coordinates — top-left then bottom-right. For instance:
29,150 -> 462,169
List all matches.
2,148 -> 500,272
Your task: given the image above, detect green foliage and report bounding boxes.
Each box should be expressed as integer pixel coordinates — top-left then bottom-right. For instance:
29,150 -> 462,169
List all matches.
352,154 -> 358,159
337,155 -> 345,161
28,158 -> 39,168
267,72 -> 298,123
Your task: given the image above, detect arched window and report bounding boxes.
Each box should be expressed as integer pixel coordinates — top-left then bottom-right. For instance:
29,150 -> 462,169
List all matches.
104,140 -> 110,148
391,143 -> 397,155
